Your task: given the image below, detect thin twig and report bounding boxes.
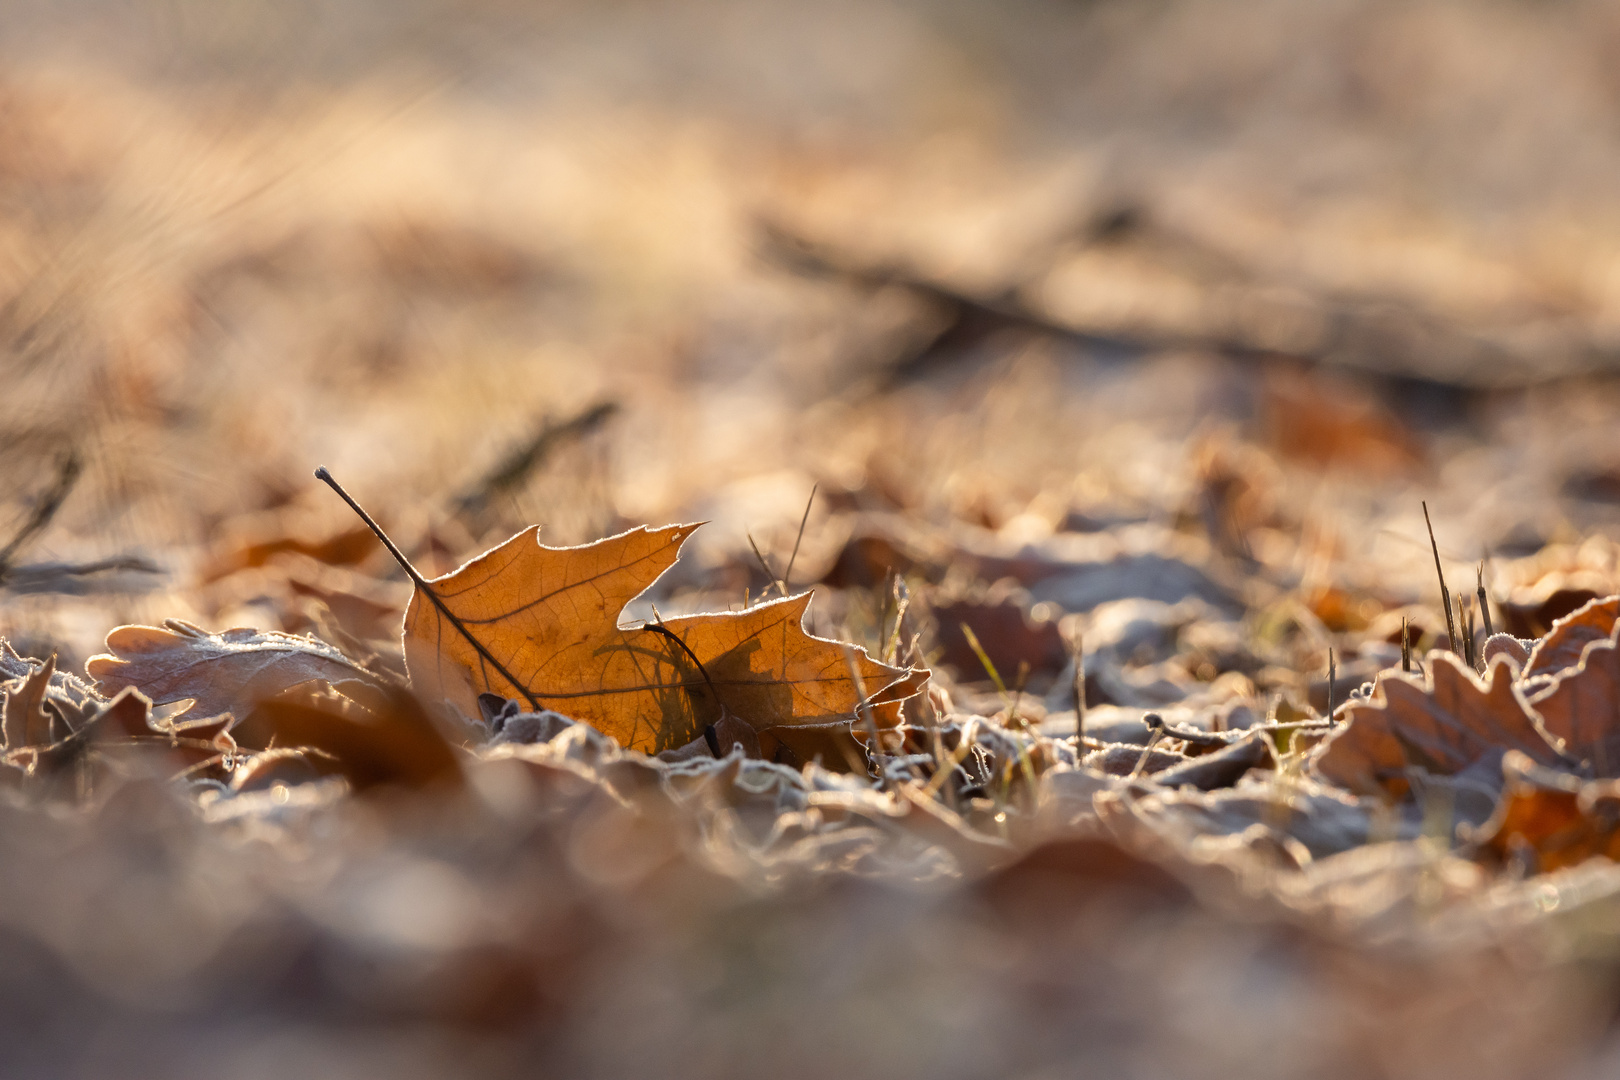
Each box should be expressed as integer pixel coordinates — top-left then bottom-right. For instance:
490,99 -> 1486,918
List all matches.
1072,630 -> 1086,743
781,483 -> 817,592
1129,713 -> 1166,781
1326,648 -> 1336,725
1462,596 -> 1479,671
1477,561 -> 1495,639
1401,616 -> 1412,674
1423,501 -> 1458,655
1008,660 -> 1030,729
315,466 -> 542,710
883,576 -> 912,666
452,401 -> 619,520
747,531 -> 787,597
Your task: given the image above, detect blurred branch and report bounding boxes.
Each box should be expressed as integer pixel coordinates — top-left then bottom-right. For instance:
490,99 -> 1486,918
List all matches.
757,215 -> 1620,396
0,451 -> 80,583
756,218 -> 1145,386
452,401 -> 620,522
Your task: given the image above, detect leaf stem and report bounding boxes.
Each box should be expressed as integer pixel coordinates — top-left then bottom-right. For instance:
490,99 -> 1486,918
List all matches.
313,466 -> 542,710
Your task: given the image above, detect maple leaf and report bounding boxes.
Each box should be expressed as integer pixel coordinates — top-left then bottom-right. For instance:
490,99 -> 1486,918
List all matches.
1314,653 -> 1561,798
86,620 -> 382,727
402,523 -> 922,756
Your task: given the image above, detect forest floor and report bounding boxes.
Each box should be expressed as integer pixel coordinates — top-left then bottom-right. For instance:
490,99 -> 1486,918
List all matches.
7,2 -> 1620,1077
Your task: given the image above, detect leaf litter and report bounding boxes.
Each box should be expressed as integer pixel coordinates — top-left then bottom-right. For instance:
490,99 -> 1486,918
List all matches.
14,454 -> 1620,1076
18,9 -> 1620,1073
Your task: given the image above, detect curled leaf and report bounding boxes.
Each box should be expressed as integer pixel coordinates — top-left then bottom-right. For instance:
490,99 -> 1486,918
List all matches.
2,653 -> 56,751
87,620 -> 381,726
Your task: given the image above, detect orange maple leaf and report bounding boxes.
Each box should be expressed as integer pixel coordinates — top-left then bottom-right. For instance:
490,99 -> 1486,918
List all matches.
403,523 -> 924,757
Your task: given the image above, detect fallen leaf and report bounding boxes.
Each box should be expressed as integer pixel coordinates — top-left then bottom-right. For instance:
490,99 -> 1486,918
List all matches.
1475,751 -> 1620,874
2,653 -> 56,750
199,519 -> 379,584
1260,366 -> 1424,475
1524,595 -> 1619,678
403,524 -> 921,756
1527,624 -> 1620,774
1493,538 -> 1620,638
1313,653 -> 1560,799
86,620 -> 382,726
232,681 -> 461,791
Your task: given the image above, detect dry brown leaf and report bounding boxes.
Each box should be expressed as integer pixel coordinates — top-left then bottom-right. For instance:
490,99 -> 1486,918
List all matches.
1476,751 -> 1620,874
2,653 -> 56,751
1524,595 -> 1620,678
1314,653 -> 1560,798
1493,538 -> 1620,637
199,520 -> 379,584
1527,624 -> 1620,774
87,620 -> 381,726
21,687 -> 234,796
232,681 -> 461,791
1259,367 -> 1425,475
404,524 -> 921,756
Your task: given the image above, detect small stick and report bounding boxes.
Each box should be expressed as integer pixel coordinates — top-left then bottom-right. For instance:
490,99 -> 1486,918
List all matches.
781,483 -> 817,592
1401,616 -> 1412,674
1326,648 -> 1337,724
315,466 -> 542,710
1477,561 -> 1495,639
1129,713 -> 1166,781
883,576 -> 912,665
747,531 -> 787,598
1453,594 -> 1474,670
1072,630 -> 1086,743
1462,596 -> 1479,671
1423,501 -> 1458,655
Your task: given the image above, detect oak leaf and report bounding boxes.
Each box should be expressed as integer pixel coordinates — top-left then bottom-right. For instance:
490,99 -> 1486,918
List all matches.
86,620 -> 382,727
1314,653 -> 1561,798
1526,623 -> 1620,775
403,523 -> 922,756
1524,595 -> 1619,678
